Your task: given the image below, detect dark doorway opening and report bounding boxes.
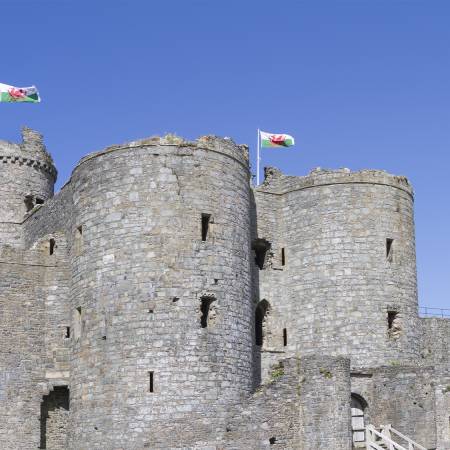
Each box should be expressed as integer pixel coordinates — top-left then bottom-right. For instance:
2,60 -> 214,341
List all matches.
39,386 -> 70,449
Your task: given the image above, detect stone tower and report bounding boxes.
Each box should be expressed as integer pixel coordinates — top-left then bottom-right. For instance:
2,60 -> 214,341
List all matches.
0,127 -> 57,246
255,167 -> 421,370
1,129 -> 448,450
0,129 -> 61,449
67,136 -> 254,448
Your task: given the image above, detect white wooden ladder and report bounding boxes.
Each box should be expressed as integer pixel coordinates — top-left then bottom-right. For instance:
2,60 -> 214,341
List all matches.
366,424 -> 427,450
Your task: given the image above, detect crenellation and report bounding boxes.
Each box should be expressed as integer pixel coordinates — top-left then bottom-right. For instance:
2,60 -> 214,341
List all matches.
0,128 -> 448,450
259,166 -> 413,197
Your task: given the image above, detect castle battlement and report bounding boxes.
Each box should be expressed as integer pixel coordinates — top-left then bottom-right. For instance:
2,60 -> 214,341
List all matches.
260,166 -> 413,196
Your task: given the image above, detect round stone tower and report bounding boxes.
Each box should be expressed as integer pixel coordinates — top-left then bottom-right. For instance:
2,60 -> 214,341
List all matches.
256,168 -> 420,369
0,127 -> 57,246
67,135 -> 253,448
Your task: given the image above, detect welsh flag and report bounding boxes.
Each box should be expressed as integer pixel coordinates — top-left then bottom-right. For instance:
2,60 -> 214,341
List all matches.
260,131 -> 295,148
0,82 -> 40,103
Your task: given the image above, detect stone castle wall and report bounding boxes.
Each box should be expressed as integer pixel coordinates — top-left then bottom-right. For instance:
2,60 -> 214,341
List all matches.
0,243 -> 70,449
0,129 -> 448,450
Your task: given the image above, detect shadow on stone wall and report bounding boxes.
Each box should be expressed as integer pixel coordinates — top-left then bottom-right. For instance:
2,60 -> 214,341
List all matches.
39,386 -> 69,449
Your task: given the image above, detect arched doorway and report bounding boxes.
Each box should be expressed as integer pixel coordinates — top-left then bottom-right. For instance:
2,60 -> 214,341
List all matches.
40,386 -> 70,449
351,393 -> 367,448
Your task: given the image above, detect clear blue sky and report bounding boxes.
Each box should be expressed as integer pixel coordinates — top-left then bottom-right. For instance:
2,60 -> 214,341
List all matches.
1,1 -> 449,309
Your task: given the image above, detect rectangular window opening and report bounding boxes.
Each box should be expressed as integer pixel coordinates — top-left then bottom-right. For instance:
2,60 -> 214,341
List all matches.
65,326 -> 71,339
149,371 -> 154,393
283,328 -> 287,346
200,296 -> 215,328
201,213 -> 211,241
24,195 -> 34,212
387,310 -> 398,330
252,239 -> 271,270
35,198 -> 44,205
281,248 -> 286,266
75,226 -> 83,255
73,306 -> 82,340
386,238 -> 394,261
49,238 -> 56,255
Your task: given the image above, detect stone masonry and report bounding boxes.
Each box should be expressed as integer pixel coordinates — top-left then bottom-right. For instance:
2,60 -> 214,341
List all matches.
0,128 -> 449,449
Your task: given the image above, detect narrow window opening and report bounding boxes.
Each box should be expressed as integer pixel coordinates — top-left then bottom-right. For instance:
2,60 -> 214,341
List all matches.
49,238 -> 56,255
200,296 -> 215,328
283,328 -> 287,346
255,300 -> 270,346
74,307 -> 82,340
24,195 -> 34,212
149,371 -> 154,393
254,247 -> 267,270
252,239 -> 271,270
386,238 -> 394,262
75,226 -> 83,255
201,213 -> 211,241
101,335 -> 106,340
387,310 -> 402,339
172,297 -> 179,303
269,437 -> 276,445
387,311 -> 397,330
65,327 -> 70,339
148,309 -> 154,313
35,198 -> 44,205
281,247 -> 285,266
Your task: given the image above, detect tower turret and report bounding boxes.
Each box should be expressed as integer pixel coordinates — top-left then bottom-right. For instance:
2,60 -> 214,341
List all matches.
0,127 -> 57,247
67,135 -> 253,448
255,167 -> 420,370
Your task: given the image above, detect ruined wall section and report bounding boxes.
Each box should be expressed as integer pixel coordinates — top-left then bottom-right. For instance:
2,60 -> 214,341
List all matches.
223,357 -> 301,449
256,168 -> 420,369
298,356 -> 352,450
0,242 -> 70,449
0,128 -> 56,247
420,318 -> 450,449
420,318 -> 450,372
371,366 -> 436,448
253,168 -> 289,383
435,379 -> 450,450
223,356 -> 352,450
67,136 -> 254,449
351,366 -> 437,448
22,184 -> 74,385
23,183 -> 74,248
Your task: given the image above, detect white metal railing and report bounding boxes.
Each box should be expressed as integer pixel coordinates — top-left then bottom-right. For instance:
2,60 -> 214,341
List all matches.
366,425 -> 427,450
366,425 -> 407,450
419,306 -> 450,318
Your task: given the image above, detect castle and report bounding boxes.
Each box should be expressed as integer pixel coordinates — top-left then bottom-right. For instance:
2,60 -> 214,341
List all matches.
0,127 -> 449,450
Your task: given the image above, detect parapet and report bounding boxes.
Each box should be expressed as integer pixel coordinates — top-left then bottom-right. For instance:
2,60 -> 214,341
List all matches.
72,133 -> 250,176
0,127 -> 57,181
258,166 -> 413,197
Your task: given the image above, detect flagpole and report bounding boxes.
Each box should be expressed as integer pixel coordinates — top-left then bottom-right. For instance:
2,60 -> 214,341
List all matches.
256,128 -> 260,185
